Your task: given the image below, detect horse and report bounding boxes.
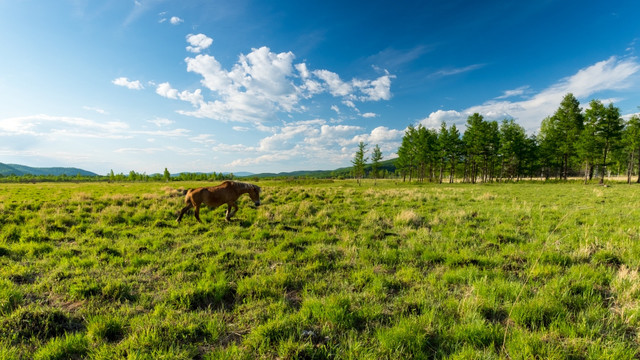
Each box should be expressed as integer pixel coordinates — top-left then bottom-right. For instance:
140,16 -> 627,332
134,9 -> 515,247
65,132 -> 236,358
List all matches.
176,181 -> 261,223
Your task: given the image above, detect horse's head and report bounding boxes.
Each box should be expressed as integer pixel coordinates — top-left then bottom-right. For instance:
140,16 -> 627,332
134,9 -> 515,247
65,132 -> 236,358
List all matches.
249,185 -> 261,207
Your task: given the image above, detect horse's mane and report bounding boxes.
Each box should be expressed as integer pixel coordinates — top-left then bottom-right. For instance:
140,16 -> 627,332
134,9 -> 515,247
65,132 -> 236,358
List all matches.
225,180 -> 261,193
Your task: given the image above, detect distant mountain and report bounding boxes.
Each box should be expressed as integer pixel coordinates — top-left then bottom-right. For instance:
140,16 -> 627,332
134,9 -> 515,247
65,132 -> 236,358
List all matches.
0,162 -> 98,177
168,171 -> 255,177
244,158 -> 398,179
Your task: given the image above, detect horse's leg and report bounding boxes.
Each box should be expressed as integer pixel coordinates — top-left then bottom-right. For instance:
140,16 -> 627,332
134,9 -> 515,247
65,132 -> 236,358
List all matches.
229,202 -> 238,219
225,204 -> 232,221
194,205 -> 203,223
177,203 -> 193,223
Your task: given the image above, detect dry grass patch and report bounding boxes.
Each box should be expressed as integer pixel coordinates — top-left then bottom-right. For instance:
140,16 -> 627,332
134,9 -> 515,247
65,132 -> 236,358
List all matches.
394,210 -> 423,228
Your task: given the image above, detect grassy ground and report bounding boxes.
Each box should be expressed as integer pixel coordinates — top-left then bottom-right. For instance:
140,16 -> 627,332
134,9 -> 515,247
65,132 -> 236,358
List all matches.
1,180 -> 640,359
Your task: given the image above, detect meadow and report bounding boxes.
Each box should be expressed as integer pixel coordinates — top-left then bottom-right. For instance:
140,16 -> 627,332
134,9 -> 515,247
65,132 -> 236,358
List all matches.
1,179 -> 640,359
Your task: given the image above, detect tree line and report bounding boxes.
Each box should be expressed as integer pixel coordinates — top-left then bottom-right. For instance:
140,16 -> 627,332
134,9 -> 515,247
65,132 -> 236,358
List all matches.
394,93 -> 640,184
0,169 -> 236,183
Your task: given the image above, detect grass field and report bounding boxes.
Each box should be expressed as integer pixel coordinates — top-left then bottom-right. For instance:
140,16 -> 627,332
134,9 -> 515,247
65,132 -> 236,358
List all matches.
1,180 -> 640,359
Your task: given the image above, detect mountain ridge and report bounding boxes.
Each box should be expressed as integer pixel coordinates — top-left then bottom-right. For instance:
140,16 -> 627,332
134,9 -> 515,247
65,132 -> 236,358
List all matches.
0,158 -> 398,179
0,162 -> 98,177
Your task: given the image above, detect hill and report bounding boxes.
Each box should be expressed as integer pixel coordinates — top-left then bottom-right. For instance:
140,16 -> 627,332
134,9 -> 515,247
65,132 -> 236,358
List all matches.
246,158 -> 397,178
0,162 -> 98,177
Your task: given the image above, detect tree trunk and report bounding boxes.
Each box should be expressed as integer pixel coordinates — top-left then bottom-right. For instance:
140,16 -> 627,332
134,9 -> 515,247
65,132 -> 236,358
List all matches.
627,152 -> 633,184
584,160 -> 589,185
450,160 -> 455,183
637,145 -> 640,183
600,148 -> 608,185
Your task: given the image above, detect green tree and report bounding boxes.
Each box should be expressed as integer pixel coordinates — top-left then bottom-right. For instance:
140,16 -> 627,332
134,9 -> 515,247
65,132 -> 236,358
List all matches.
370,144 -> 383,184
522,134 -> 540,180
538,116 -> 563,179
437,122 -> 463,183
352,141 -> 368,185
553,93 -> 584,179
446,124 -> 463,183
462,113 -> 498,183
586,100 -> 624,184
623,115 -> 640,183
128,170 -> 138,181
437,123 -> 449,183
416,125 -> 438,182
462,113 -> 485,183
498,119 -> 526,180
577,116 -> 598,183
163,168 -> 171,182
396,125 -> 418,181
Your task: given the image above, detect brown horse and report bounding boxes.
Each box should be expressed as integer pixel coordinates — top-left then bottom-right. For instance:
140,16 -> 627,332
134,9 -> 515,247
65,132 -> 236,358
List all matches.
176,181 -> 261,223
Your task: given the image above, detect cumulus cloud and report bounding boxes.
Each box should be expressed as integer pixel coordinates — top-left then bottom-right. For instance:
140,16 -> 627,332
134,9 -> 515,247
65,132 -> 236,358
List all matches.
186,33 -> 213,53
314,70 -> 353,97
352,126 -> 404,145
157,35 -> 394,125
170,16 -> 183,25
356,73 -> 394,101
419,110 -> 465,128
221,120 -> 401,171
155,82 -> 203,105
112,77 -> 144,90
361,112 -> 377,118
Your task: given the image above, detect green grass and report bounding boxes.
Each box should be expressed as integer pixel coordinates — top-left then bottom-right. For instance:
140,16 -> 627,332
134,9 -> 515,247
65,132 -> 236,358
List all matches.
1,180 -> 640,358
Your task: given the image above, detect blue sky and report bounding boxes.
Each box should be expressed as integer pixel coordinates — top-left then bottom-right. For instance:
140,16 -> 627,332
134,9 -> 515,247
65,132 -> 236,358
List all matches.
1,0 -> 639,175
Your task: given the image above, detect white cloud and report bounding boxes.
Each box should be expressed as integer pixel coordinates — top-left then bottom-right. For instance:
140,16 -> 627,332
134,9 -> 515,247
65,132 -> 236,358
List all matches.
220,120 -> 403,171
170,16 -> 183,25
422,56 -> 640,131
623,112 -> 640,120
312,69 -> 394,101
343,100 -> 357,109
156,35 -> 395,125
112,77 -> 144,90
314,70 -> 353,97
419,110 -> 465,128
352,126 -> 404,145
495,86 -> 529,99
362,112 -> 377,118
0,114 -> 130,139
356,73 -> 395,101
114,147 -> 165,154
83,106 -> 108,115
431,63 -> 485,77
155,82 -> 203,105
148,118 -> 174,127
135,128 -> 190,137
186,33 -> 213,53
190,134 -> 217,145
